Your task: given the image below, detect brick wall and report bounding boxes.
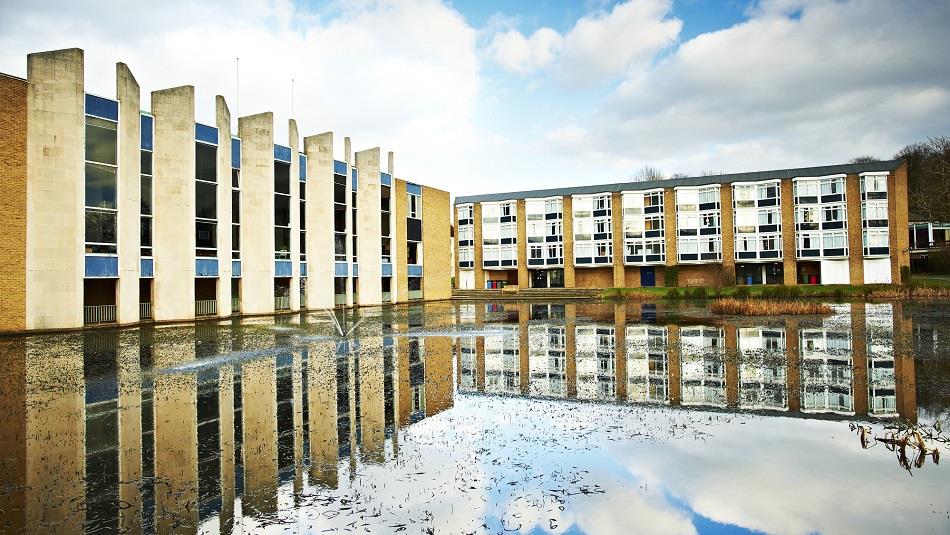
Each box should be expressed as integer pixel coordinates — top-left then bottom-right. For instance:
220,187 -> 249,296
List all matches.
0,74 -> 27,332
575,267 -> 613,288
845,174 -> 864,284
422,185 -> 451,300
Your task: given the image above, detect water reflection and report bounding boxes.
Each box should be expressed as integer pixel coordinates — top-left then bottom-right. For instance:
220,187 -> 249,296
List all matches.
0,300 -> 946,533
457,301 -> 920,422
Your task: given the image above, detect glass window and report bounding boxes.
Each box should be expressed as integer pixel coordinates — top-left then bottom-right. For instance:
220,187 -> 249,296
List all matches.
195,143 -> 217,182
232,224 -> 240,253
300,200 -> 306,229
275,162 -> 290,194
275,195 -> 291,227
85,163 -> 117,209
85,117 -> 117,165
275,227 -> 291,252
196,181 -> 217,219
231,191 -> 240,223
196,221 -> 217,249
409,193 -> 421,218
407,242 -> 420,264
140,216 -> 152,247
141,152 -> 152,175
140,175 -> 152,215
85,209 -> 116,245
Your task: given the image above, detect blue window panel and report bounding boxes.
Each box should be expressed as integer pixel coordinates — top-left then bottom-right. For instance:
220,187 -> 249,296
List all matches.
140,258 -> 154,278
231,138 -> 241,169
407,183 -> 422,195
352,263 -> 359,277
381,172 -> 392,186
85,376 -> 118,404
195,258 -> 219,278
140,114 -> 154,150
383,337 -> 394,348
334,160 -> 347,175
232,260 -> 242,278
381,263 -> 392,277
85,255 -> 119,278
274,144 -> 292,163
299,155 -> 307,181
300,262 -> 308,277
351,168 -> 358,189
408,264 -> 423,277
334,262 -> 348,277
277,352 -> 293,367
85,94 -> 118,121
275,260 -> 292,277
195,123 -> 218,145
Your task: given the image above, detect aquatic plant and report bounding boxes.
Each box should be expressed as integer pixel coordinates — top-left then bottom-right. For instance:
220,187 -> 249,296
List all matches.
709,298 -> 833,316
850,422 -> 945,473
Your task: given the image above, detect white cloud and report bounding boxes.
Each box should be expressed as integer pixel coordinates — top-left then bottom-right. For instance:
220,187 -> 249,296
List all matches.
0,0 -> 481,194
539,0 -> 950,178
487,0 -> 681,84
488,27 -> 563,74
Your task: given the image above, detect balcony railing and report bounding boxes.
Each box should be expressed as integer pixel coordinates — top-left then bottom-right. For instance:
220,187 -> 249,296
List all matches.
231,297 -> 241,313
139,302 -> 152,320
84,305 -> 116,325
275,296 -> 290,311
195,299 -> 217,317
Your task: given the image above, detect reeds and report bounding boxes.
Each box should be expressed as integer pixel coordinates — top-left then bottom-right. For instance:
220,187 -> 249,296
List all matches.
869,286 -> 950,299
709,298 -> 833,316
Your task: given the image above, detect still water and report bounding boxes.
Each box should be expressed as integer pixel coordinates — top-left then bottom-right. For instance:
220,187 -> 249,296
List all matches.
0,300 -> 948,534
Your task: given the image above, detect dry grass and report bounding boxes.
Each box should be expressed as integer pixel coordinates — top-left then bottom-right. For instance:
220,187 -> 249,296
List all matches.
869,286 -> 950,299
710,298 -> 833,316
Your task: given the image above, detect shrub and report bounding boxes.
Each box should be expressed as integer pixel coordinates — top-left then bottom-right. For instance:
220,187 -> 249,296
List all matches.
689,287 -> 708,299
664,288 -> 681,299
833,288 -> 846,302
665,266 -> 680,288
734,286 -> 751,299
901,265 -> 912,285
710,298 -> 833,316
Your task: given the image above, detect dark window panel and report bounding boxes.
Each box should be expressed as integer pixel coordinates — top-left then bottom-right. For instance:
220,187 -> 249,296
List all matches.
196,221 -> 217,249
86,209 -> 117,244
275,195 -> 291,227
86,163 -> 117,209
85,117 -> 117,165
195,143 -> 217,182
232,190 -> 240,223
140,175 -> 152,215
274,162 -> 290,194
140,216 -> 152,247
140,151 -> 152,175
275,227 -> 291,252
196,181 -> 217,219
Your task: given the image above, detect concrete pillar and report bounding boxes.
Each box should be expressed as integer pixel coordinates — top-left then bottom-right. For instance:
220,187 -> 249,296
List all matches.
216,96 -> 233,316
218,364 -> 235,533
152,86 -> 196,322
237,113 -> 275,314
25,48 -> 85,330
850,303 -> 868,416
289,120 -> 301,311
292,350 -> 304,492
354,148 -> 383,305
453,203 -> 460,290
359,341 -> 386,462
304,132 -> 335,309
893,302 -> 916,422
241,357 -> 277,515
117,331 -> 142,532
720,186 -> 736,285
475,305 -> 486,391
780,178 -> 798,284
422,186 -> 451,300
888,164 -> 911,283
519,303 -> 529,394
308,348 -> 338,487
343,138 -> 354,308
516,200 -> 528,288
395,178 -> 410,301
845,174 -> 864,284
424,303 -> 454,415
153,371 -> 198,533
611,192 -> 625,288
473,202 -> 485,290
663,188 -> 678,286
562,196 -> 575,288
116,63 -> 141,325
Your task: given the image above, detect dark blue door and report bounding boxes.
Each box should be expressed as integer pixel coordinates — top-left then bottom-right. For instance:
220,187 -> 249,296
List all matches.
641,266 -> 656,287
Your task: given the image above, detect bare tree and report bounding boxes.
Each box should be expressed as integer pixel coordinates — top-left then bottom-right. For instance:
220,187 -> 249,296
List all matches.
700,170 -> 723,176
896,136 -> 950,222
670,172 -> 689,179
849,155 -> 881,164
632,165 -> 665,182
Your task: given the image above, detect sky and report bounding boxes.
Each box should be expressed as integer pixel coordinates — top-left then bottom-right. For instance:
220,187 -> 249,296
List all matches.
1,0 -> 948,198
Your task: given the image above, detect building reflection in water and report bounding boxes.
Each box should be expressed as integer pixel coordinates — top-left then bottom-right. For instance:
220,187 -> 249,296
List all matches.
457,301 -> 920,427
0,303 -> 455,534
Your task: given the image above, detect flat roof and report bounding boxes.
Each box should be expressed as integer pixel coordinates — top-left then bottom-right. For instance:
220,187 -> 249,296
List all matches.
454,159 -> 903,205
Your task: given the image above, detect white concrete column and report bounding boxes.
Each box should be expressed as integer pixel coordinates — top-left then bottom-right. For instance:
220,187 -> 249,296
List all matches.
344,137 -> 353,307
303,132 -> 335,309
289,119 -> 301,311
116,62 -> 141,325
238,112 -> 275,314
25,48 -> 85,330
151,86 -> 196,321
216,96 -> 233,316
354,147 -> 382,306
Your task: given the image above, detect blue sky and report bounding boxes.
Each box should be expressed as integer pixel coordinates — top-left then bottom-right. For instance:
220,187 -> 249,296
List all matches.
1,0 -> 948,197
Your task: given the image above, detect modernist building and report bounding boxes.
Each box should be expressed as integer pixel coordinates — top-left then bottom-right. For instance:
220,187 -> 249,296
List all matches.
0,48 -> 451,333
455,161 -> 910,290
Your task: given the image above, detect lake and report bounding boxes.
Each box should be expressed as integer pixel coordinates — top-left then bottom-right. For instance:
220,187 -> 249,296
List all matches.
0,300 -> 948,534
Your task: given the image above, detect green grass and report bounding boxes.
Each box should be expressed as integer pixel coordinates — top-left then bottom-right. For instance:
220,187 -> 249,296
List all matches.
600,284 -> 878,300
910,275 -> 950,288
